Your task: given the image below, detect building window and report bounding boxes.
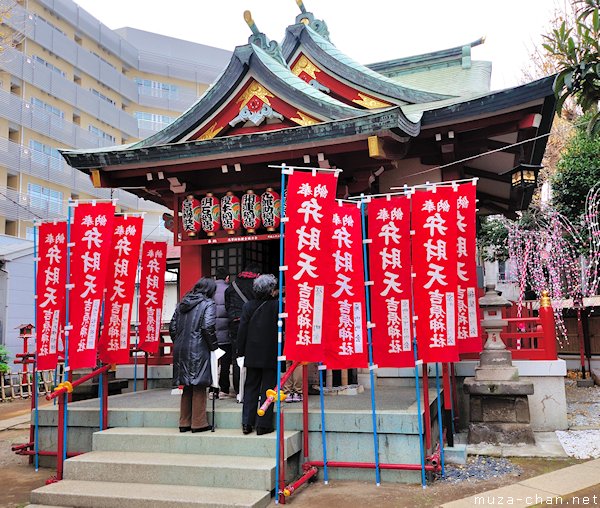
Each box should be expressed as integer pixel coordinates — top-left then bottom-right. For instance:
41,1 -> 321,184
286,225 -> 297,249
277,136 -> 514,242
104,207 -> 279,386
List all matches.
134,111 -> 175,132
88,125 -> 116,143
28,183 -> 63,214
31,55 -> 66,77
34,15 -> 66,36
30,97 -> 64,119
90,88 -> 116,106
135,78 -> 179,99
28,140 -> 63,171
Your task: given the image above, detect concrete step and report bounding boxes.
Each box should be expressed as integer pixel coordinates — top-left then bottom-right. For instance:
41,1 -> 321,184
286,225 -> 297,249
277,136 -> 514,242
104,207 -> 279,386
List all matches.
63,450 -> 275,490
93,427 -> 302,458
30,480 -> 271,508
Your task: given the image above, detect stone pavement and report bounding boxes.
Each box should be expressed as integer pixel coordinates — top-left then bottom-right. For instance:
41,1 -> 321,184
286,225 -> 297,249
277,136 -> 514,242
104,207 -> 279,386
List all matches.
442,458 -> 600,507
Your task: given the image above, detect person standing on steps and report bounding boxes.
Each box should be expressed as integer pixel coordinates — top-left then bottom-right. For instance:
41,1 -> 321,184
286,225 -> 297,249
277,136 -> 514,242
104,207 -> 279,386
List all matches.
213,267 -> 233,399
237,274 -> 279,435
225,263 -> 260,398
170,277 -> 218,433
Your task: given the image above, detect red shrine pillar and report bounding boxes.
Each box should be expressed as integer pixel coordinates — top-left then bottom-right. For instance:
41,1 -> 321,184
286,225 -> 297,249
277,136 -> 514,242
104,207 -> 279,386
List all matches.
179,245 -> 210,297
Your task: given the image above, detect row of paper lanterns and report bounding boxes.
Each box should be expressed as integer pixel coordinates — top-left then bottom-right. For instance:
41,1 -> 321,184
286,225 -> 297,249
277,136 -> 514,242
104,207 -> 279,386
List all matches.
181,188 -> 282,237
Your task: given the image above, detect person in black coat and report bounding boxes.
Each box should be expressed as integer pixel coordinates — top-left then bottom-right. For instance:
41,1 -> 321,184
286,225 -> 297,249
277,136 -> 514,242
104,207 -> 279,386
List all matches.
170,277 -> 218,433
214,267 -> 232,397
237,273 -> 279,435
224,263 -> 260,396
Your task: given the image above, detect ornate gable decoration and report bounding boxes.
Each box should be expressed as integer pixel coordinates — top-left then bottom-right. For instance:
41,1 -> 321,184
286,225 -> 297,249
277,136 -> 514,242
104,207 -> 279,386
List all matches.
190,79 -> 320,141
290,53 -> 392,110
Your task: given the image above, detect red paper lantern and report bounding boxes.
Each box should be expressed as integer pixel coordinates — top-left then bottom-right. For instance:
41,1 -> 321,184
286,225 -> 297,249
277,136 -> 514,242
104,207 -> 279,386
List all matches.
200,193 -> 221,237
181,195 -> 201,237
220,192 -> 241,235
241,190 -> 261,233
261,188 -> 281,232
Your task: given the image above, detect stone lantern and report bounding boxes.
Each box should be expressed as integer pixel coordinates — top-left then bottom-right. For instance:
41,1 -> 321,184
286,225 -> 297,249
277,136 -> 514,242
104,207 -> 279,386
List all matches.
463,285 -> 535,444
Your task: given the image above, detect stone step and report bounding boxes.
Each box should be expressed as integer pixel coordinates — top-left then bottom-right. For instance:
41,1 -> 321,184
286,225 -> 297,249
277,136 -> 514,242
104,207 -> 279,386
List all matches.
30,480 -> 271,508
63,451 -> 275,490
93,427 -> 302,458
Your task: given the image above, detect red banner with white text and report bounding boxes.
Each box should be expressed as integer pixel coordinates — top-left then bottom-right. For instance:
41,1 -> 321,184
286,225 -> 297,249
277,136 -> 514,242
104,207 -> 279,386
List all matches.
324,202 -> 368,369
99,216 -> 143,364
36,222 -> 67,371
456,183 -> 482,353
412,187 -> 459,363
138,241 -> 167,354
283,171 -> 337,362
68,203 -> 115,370
368,196 -> 415,368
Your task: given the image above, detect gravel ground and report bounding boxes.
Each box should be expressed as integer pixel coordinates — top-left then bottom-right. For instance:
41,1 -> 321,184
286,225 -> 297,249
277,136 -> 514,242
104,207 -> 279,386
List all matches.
555,378 -> 600,459
439,456 -> 523,484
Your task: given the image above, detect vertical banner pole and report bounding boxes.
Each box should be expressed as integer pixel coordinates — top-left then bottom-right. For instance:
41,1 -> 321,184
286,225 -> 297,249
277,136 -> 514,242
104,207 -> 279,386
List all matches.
435,362 -> 446,477
63,201 -> 73,463
98,370 -> 104,431
133,259 -> 141,392
360,199 -> 381,486
274,165 -> 287,504
422,363 -> 432,452
318,364 -> 328,484
442,363 -> 454,447
413,349 -> 427,487
33,222 -> 39,471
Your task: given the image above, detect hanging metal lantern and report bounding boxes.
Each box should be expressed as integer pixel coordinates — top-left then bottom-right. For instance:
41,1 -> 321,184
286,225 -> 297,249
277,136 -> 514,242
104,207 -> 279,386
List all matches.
200,192 -> 221,237
220,192 -> 241,235
181,195 -> 201,237
261,188 -> 281,232
241,190 -> 261,233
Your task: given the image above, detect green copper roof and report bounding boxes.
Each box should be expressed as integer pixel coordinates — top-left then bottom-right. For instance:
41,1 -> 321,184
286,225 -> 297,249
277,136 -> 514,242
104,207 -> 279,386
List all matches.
251,44 -> 362,115
304,26 -> 457,101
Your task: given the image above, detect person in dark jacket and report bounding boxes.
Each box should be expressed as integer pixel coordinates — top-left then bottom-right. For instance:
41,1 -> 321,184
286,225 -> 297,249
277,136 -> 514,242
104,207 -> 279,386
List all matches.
214,267 -> 232,398
225,263 -> 260,396
237,274 -> 279,435
170,277 -> 218,433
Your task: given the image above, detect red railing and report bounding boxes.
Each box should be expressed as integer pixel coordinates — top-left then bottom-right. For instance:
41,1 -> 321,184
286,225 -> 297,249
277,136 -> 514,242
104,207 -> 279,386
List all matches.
44,363 -> 111,482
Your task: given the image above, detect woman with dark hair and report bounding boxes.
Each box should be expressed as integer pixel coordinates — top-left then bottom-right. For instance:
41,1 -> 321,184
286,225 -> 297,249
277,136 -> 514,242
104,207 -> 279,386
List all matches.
237,274 -> 279,435
170,277 -> 218,433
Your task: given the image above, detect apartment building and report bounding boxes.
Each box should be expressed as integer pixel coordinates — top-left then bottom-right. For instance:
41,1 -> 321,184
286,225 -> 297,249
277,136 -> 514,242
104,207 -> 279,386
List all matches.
0,0 -> 230,366
0,0 -> 231,240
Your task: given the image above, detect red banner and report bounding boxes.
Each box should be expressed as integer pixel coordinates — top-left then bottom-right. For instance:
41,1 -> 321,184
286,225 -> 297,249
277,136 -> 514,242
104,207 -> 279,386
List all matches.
456,183 -> 482,353
324,202 -> 368,369
412,186 -> 459,363
368,196 -> 415,368
36,222 -> 67,371
138,241 -> 167,354
283,170 -> 337,362
68,203 -> 115,370
99,216 -> 143,364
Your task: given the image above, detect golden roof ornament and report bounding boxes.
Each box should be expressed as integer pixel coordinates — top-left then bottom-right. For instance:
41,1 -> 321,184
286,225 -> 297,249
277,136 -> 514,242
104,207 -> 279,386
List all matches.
243,10 -> 287,66
539,290 -> 552,308
292,0 -> 330,40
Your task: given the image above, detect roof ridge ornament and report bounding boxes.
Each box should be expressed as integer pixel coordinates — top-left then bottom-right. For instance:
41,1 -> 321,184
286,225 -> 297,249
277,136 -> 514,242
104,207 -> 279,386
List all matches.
294,0 -> 331,41
243,10 -> 287,66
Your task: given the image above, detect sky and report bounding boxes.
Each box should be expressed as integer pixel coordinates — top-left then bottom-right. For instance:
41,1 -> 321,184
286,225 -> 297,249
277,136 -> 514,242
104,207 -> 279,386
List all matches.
73,0 -> 562,90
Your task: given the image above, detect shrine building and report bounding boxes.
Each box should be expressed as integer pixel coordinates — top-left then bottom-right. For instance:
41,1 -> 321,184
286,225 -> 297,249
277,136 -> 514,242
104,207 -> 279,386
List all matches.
61,4 -> 555,295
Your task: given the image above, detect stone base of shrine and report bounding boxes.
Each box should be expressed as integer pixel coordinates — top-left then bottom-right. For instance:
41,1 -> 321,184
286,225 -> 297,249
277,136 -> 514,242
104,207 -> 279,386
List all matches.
365,359 -> 568,432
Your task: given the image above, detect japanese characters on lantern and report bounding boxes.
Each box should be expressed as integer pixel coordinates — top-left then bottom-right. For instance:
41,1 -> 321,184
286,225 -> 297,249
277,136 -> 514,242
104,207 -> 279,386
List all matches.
99,216 -> 143,365
241,190 -> 261,233
368,196 -> 414,368
261,188 -> 281,232
456,183 -> 482,353
220,192 -> 241,235
412,187 -> 459,363
283,171 -> 338,362
68,202 -> 115,370
36,222 -> 67,371
138,242 -> 167,354
325,202 -> 368,369
181,195 -> 200,237
200,193 -> 221,237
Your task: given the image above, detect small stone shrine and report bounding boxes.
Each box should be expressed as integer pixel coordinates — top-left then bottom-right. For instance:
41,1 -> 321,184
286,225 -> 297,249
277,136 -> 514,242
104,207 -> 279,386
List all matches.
464,285 -> 535,444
